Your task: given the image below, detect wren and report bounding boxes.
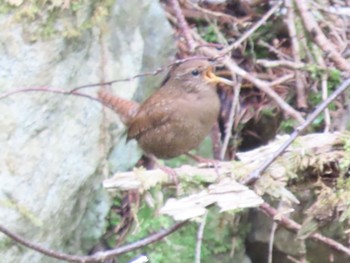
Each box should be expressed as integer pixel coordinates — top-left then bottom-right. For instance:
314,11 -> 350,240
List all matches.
99,59 -> 231,159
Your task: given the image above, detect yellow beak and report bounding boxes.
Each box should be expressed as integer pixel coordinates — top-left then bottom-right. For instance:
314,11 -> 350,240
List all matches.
204,68 -> 233,86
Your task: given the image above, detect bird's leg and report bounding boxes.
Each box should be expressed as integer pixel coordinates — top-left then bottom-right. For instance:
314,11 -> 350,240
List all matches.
186,153 -> 218,168
186,153 -> 221,180
148,155 -> 179,191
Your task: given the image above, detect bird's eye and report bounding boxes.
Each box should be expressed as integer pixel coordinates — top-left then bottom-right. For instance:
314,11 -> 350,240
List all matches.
191,69 -> 200,76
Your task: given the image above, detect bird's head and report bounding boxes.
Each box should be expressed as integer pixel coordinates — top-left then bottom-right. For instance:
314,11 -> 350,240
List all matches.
169,59 -> 232,93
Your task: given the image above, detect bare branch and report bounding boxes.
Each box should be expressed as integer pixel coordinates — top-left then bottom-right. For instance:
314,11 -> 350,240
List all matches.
257,40 -> 292,60
195,212 -> 208,263
268,221 -> 278,263
256,59 -> 328,71
169,0 -> 197,51
0,221 -> 188,262
321,74 -> 331,132
220,78 -> 241,160
270,73 -> 294,86
260,203 -> 350,256
184,0 -> 240,24
285,0 -> 307,109
70,56 -> 209,93
0,87 -> 102,104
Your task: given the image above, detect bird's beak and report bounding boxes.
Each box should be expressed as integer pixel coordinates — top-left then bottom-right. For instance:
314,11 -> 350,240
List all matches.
204,68 -> 233,86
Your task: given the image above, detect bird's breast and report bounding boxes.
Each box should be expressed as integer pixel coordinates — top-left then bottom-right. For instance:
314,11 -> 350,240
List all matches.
137,90 -> 220,159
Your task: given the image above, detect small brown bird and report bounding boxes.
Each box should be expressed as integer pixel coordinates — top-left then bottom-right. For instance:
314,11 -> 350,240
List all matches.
99,59 -> 231,159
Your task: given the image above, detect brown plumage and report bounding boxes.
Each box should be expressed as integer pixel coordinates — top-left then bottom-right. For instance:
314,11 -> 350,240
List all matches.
99,59 -> 231,159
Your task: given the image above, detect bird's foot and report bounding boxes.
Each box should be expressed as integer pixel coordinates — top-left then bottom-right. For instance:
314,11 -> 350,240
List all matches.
148,155 -> 180,193
186,153 -> 219,168
158,165 -> 180,194
186,153 -> 221,180
159,165 -> 179,186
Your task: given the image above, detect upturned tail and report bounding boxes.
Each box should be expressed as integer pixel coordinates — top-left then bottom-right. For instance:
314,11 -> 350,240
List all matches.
98,89 -> 140,126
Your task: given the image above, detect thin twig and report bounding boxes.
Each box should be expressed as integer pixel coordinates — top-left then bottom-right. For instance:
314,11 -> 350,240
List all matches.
0,87 -> 101,104
195,212 -> 208,263
70,56 -> 209,93
285,0 -> 307,109
313,44 -> 332,133
169,0 -> 197,51
185,0 -> 239,24
220,79 -> 241,160
166,4 -> 238,26
243,77 -> 350,185
260,203 -> 350,256
270,73 -> 294,86
257,40 -> 292,60
0,221 -> 188,263
256,59 -> 328,71
0,223 -> 85,262
218,2 -> 282,56
268,221 -> 278,263
257,59 -> 305,69
0,87 -> 141,118
268,200 -> 291,263
321,74 -> 331,132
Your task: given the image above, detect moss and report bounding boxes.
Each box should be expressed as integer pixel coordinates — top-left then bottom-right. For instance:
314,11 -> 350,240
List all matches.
107,188 -> 250,263
117,207 -> 248,263
1,0 -> 114,40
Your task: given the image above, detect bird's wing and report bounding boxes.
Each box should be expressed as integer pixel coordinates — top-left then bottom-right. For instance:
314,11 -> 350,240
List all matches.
127,89 -> 179,141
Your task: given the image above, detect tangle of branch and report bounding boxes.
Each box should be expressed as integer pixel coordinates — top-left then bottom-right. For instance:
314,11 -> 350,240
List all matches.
260,203 -> 350,256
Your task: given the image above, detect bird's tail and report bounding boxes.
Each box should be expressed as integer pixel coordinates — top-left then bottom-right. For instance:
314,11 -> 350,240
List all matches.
98,89 -> 139,126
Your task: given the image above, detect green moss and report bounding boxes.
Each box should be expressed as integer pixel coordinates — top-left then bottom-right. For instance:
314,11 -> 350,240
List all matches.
339,135 -> 350,173
279,119 -> 297,133
200,25 -> 219,43
107,190 -> 249,263
1,0 -> 114,40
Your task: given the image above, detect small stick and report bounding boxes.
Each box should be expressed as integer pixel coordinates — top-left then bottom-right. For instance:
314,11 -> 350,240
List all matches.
321,74 -> 331,132
260,203 -> 350,256
257,40 -> 291,60
285,0 -> 307,109
218,2 -> 282,57
243,77 -> 350,185
220,78 -> 241,160
70,56 -> 209,93
270,73 -> 294,86
195,212 -> 208,263
169,0 -> 197,51
268,221 -> 278,263
0,87 -> 101,104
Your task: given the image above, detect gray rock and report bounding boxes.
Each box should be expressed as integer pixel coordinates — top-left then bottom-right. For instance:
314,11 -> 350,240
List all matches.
0,1 -> 175,262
